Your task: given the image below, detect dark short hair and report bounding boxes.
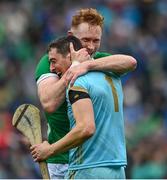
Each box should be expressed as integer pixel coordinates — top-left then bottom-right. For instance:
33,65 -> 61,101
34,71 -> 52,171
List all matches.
47,35 -> 83,56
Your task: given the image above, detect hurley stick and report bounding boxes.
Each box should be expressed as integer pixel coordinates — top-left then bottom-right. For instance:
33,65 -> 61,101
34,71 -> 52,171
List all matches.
12,104 -> 50,179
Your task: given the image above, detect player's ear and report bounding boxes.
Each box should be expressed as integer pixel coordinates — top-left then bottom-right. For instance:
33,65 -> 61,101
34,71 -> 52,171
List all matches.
67,30 -> 73,36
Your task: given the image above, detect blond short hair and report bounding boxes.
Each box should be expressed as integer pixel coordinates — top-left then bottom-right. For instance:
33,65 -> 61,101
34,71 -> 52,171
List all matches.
71,8 -> 104,29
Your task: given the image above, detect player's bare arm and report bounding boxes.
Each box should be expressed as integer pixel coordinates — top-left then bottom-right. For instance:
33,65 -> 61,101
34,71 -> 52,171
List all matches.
37,74 -> 67,113
85,54 -> 137,74
66,53 -> 137,86
30,93 -> 95,162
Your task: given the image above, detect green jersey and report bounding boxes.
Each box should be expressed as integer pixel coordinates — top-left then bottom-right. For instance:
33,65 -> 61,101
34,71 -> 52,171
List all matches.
35,52 -> 111,163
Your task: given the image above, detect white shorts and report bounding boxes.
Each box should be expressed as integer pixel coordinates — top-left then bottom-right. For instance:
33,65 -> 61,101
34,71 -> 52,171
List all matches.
47,163 -> 68,179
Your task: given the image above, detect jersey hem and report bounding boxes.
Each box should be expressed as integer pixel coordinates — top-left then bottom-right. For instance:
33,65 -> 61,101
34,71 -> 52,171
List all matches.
68,161 -> 127,171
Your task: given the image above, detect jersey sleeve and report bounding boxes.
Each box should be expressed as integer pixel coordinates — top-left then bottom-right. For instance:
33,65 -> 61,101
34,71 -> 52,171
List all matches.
68,86 -> 90,105
94,52 -> 111,59
66,75 -> 89,104
35,54 -> 50,81
37,73 -> 58,85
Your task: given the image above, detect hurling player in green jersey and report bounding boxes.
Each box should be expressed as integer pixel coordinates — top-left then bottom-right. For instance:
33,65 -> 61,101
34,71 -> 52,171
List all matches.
33,35 -> 137,179
35,8 -> 136,179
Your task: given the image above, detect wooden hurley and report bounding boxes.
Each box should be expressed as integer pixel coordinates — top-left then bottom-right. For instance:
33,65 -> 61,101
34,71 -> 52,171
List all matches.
12,104 -> 50,179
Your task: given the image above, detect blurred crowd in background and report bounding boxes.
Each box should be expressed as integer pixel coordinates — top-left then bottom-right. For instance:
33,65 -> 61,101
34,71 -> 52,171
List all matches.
0,0 -> 167,178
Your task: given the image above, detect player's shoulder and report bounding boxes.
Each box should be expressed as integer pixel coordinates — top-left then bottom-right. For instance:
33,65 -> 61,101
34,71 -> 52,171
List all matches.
36,54 -> 49,70
38,54 -> 49,64
35,54 -> 50,81
75,71 -> 103,83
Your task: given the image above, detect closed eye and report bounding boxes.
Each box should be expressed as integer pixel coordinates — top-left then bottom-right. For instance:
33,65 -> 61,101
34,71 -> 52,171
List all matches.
82,38 -> 90,42
93,39 -> 100,43
49,58 -> 57,65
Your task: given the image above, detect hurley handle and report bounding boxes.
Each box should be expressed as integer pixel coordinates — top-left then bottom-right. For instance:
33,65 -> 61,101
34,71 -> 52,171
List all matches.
39,161 -> 50,179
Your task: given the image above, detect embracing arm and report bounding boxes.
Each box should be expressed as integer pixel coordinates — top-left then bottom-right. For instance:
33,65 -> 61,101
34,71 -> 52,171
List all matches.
70,43 -> 137,74
68,55 -> 137,86
86,54 -> 137,74
30,98 -> 95,161
37,75 -> 66,113
67,47 -> 137,85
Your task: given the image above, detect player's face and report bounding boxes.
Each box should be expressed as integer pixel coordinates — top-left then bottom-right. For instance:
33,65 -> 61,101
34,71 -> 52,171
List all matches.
49,48 -> 71,77
72,23 -> 102,56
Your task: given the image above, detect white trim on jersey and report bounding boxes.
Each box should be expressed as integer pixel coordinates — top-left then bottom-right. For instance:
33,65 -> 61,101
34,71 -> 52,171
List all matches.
37,73 -> 59,85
